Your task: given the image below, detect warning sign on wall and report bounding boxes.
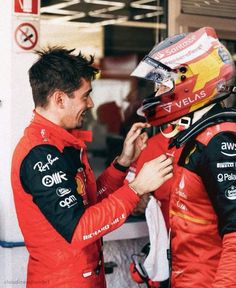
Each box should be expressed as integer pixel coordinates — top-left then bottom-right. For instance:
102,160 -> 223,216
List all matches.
14,0 -> 40,16
13,19 -> 39,52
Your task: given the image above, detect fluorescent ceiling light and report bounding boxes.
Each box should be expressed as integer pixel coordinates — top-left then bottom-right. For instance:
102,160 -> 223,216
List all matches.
84,0 -> 124,6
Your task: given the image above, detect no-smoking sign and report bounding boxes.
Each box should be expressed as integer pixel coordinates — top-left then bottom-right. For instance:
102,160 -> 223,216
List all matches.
14,21 -> 39,52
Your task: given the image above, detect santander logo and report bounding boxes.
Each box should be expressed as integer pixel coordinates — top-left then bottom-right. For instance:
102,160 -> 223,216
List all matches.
153,34 -> 197,60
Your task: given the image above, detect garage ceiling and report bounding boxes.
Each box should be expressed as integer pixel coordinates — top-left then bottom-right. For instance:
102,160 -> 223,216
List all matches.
40,1 -> 236,27
40,0 -> 167,29
40,0 -> 236,57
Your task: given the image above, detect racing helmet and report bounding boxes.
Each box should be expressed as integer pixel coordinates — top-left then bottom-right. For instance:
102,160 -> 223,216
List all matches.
131,27 -> 236,126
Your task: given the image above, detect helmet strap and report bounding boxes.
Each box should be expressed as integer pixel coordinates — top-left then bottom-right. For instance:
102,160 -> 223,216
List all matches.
160,116 -> 192,138
192,104 -> 216,124
160,125 -> 181,138
161,104 -> 217,139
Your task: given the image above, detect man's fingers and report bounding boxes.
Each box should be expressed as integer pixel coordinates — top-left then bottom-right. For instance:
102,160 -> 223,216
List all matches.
160,157 -> 173,168
153,154 -> 172,167
125,128 -> 143,144
156,154 -> 168,163
126,122 -> 150,137
137,132 -> 149,146
131,122 -> 150,130
160,164 -> 173,177
140,132 -> 149,141
163,171 -> 173,181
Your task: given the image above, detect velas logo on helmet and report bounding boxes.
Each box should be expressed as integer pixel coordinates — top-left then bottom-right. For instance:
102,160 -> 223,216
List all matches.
131,27 -> 236,127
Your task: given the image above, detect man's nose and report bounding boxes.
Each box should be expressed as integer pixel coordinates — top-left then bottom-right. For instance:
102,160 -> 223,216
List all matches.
87,96 -> 94,108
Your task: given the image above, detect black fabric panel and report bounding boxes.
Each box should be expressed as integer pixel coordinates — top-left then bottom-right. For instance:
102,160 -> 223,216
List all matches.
178,139 -> 204,175
198,131 -> 236,236
20,144 -> 85,242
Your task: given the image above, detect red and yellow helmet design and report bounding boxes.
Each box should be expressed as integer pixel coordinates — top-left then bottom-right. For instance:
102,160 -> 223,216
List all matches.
131,27 -> 235,126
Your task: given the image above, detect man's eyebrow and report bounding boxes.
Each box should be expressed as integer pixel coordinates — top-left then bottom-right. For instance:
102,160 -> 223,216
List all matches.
84,88 -> 93,95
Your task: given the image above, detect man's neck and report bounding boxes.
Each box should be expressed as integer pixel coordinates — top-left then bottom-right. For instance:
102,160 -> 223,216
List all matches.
35,107 -> 61,126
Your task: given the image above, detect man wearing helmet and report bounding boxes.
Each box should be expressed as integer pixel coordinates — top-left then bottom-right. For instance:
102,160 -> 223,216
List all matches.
130,27 -> 236,287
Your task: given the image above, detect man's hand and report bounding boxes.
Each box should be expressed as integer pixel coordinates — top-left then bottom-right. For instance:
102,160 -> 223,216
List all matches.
116,122 -> 151,168
129,154 -> 173,196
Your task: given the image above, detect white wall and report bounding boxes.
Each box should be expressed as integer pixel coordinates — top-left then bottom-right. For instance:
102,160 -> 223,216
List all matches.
0,1 -> 36,287
0,0 -> 37,243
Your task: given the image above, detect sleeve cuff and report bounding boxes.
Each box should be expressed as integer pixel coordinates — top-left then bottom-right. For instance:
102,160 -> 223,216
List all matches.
112,157 -> 129,172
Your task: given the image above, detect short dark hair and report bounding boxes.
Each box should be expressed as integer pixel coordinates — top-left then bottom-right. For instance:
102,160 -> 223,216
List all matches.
28,47 -> 99,107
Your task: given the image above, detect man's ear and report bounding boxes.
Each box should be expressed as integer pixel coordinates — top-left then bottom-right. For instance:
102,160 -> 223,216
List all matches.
52,90 -> 66,108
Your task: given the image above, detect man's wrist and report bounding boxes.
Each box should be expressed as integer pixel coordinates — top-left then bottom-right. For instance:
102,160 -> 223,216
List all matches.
113,157 -> 129,172
128,183 -> 143,197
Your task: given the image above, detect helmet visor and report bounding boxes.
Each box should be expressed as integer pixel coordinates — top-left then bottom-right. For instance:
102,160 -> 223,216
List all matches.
131,55 -> 178,85
137,81 -> 174,117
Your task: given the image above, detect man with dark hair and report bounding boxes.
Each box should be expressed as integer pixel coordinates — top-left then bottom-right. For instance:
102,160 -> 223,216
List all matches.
11,47 -> 173,288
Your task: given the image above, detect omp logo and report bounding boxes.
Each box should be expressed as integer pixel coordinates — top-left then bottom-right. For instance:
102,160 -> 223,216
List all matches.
59,195 -> 77,208
56,187 -> 71,197
225,185 -> 236,200
221,142 -> 236,157
42,171 -> 67,187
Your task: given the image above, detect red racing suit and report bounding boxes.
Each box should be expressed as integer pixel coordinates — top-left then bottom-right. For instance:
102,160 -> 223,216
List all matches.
169,106 -> 236,287
127,127 -> 182,288
130,105 -> 236,287
129,128 -> 183,228
11,111 -> 140,288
